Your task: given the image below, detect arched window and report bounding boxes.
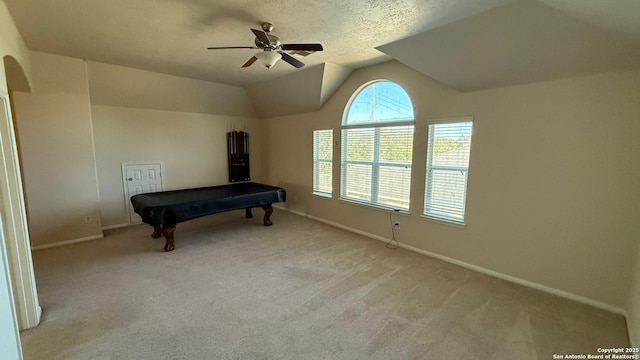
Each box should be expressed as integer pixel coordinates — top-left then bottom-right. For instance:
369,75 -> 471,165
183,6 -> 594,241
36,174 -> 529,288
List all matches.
341,81 -> 414,210
344,81 -> 414,125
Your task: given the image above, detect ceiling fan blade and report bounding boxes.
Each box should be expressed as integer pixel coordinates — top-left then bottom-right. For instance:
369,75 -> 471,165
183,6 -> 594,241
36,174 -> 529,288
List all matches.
280,52 -> 305,68
281,43 -> 324,51
207,46 -> 257,50
242,56 -> 258,68
251,28 -> 271,45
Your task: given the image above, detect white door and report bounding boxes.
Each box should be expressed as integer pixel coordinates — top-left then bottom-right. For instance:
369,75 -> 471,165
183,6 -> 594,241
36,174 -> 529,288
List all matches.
123,163 -> 163,224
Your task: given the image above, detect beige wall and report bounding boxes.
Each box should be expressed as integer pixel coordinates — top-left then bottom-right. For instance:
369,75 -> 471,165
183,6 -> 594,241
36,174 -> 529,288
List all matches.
265,60 -> 640,311
11,52 -> 103,247
92,105 -> 263,227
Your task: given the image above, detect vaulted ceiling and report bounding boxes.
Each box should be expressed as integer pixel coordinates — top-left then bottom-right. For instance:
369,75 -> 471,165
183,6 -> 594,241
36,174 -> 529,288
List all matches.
378,0 -> 640,91
4,0 -> 640,94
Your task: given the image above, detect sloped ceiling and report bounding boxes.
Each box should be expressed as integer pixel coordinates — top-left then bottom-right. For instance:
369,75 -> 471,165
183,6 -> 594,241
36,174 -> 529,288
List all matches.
377,0 -> 640,91
246,63 -> 352,118
320,63 -> 353,106
538,0 -> 640,41
87,61 -> 256,117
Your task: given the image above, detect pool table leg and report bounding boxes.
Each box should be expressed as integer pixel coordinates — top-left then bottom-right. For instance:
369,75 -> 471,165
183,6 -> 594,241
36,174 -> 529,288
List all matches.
262,204 -> 273,226
162,226 -> 176,252
151,226 -> 162,238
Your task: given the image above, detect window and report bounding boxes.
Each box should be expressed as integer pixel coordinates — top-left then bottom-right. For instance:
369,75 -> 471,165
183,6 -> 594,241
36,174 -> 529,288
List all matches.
313,129 -> 333,196
341,81 -> 414,210
424,120 -> 473,223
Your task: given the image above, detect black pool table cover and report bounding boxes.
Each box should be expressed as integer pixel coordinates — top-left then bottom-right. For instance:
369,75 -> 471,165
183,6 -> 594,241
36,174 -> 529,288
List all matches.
130,182 -> 287,227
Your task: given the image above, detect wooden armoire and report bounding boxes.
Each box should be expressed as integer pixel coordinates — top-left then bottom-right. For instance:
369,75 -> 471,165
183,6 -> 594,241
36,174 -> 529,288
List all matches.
227,131 -> 250,182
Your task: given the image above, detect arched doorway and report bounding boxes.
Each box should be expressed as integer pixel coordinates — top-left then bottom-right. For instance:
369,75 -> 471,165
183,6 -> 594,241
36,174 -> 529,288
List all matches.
1,55 -> 41,331
3,56 -> 30,92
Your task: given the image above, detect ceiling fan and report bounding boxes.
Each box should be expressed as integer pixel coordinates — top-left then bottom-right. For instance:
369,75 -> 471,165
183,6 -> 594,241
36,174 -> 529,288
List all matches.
207,23 -> 323,69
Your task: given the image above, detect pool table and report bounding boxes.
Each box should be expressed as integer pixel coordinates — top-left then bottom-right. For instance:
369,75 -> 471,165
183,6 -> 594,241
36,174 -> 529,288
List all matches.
130,182 -> 286,251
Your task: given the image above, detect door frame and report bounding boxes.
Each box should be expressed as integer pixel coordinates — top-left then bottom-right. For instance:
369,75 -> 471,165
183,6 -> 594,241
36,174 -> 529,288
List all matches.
122,162 -> 164,224
0,91 -> 40,332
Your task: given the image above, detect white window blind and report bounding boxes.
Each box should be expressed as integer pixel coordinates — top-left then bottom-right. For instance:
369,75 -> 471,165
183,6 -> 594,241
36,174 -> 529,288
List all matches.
341,125 -> 413,210
424,121 -> 473,223
313,129 -> 333,196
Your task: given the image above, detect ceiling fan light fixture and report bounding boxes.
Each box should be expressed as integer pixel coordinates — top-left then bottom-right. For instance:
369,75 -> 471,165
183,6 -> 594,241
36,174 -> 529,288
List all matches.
207,23 -> 322,69
255,50 -> 280,69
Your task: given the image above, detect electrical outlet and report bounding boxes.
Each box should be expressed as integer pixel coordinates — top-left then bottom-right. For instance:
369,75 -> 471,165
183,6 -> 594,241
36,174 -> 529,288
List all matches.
84,215 -> 92,223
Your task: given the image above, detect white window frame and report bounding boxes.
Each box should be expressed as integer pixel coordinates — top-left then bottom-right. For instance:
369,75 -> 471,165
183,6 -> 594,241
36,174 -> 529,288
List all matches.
312,129 -> 333,197
423,116 -> 474,225
340,80 -> 415,211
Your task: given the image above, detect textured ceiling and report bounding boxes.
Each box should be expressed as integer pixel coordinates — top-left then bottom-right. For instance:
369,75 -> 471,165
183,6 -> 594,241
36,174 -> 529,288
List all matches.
4,0 -> 640,90
3,0 -> 513,87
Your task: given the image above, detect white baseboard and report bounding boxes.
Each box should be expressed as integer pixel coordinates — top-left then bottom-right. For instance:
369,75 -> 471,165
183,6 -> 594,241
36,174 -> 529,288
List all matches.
397,241 -> 626,316
36,305 -> 42,325
31,234 -> 104,251
275,205 -> 627,316
629,321 -> 639,348
102,223 -> 133,231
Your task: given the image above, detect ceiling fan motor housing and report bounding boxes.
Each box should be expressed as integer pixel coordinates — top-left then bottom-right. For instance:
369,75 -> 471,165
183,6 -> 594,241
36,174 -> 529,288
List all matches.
255,35 -> 281,49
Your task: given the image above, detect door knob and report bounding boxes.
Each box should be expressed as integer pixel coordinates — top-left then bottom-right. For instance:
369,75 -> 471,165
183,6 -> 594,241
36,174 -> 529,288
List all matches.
127,178 -> 133,181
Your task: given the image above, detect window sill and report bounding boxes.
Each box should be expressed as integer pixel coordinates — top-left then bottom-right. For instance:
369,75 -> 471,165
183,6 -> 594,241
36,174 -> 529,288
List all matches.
312,192 -> 332,199
340,198 -> 410,215
420,215 -> 467,229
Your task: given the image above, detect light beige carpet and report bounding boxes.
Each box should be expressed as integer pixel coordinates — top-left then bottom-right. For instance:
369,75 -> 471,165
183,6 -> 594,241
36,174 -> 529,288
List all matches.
21,210 -> 628,359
